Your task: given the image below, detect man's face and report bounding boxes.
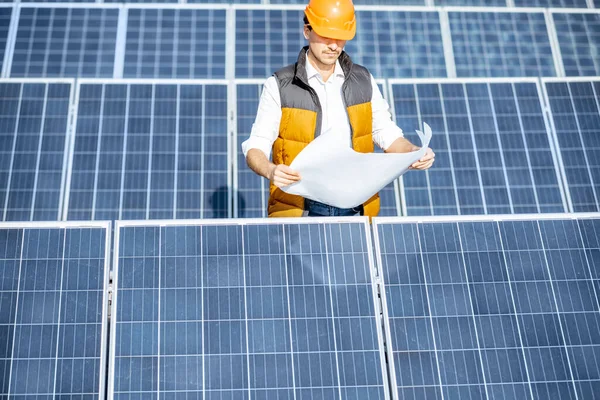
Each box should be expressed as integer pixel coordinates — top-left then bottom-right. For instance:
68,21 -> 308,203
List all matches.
304,25 -> 347,66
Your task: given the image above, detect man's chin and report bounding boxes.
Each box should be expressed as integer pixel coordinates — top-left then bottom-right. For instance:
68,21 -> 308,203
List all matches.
318,57 -> 338,65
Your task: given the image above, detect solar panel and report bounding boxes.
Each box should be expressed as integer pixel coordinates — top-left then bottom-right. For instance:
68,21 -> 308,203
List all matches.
543,79 -> 600,213
104,0 -> 179,3
0,6 -> 12,75
435,0 -> 506,5
0,221 -> 110,398
65,81 -> 230,221
270,0 -> 426,4
515,0 -> 588,6
552,12 -> 600,77
373,215 -> 600,400
188,0 -> 261,3
0,80 -> 72,222
235,8 -> 446,79
109,219 -> 389,399
389,79 -> 567,216
124,7 -> 227,79
235,81 -> 401,218
11,6 -> 119,78
235,83 -> 267,218
20,0 -> 96,2
448,11 -> 556,77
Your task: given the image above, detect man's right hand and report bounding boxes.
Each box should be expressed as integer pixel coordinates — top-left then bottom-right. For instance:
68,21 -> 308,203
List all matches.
269,164 -> 301,188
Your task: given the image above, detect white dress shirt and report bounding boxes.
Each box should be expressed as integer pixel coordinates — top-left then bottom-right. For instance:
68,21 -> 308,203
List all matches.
241,54 -> 404,159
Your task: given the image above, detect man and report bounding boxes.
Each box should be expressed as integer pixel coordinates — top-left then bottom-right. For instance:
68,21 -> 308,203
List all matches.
242,0 -> 435,217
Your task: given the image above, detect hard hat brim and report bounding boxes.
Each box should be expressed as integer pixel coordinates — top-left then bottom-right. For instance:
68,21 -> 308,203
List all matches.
310,24 -> 356,41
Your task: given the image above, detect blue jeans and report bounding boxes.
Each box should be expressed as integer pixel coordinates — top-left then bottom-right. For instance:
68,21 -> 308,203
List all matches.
305,199 -> 364,217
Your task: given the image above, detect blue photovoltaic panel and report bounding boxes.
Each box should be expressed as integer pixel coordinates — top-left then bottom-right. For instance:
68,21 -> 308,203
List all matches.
515,0 -> 589,6
0,224 -> 108,397
0,81 -> 71,222
449,12 -> 556,78
553,13 -> 600,77
270,0 -> 425,4
544,80 -> 600,213
235,10 -> 303,79
235,9 -> 446,79
390,81 -> 566,216
435,0 -> 506,4
110,220 -> 388,399
21,0 -> 96,2
188,0 -> 260,3
374,81 -> 402,217
0,7 -> 12,74
236,83 -> 401,218
105,0 -> 178,3
66,82 -> 229,221
124,8 -> 227,79
375,216 -> 600,400
11,7 -> 119,77
236,84 -> 267,218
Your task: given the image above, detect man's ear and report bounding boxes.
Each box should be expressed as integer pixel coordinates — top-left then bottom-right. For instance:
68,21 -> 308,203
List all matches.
303,27 -> 310,40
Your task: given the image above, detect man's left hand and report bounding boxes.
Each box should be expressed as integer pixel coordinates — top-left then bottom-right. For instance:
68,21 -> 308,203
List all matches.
410,148 -> 435,170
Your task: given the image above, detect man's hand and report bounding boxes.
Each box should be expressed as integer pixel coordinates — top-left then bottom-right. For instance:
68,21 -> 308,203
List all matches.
411,148 -> 435,170
269,164 -> 301,188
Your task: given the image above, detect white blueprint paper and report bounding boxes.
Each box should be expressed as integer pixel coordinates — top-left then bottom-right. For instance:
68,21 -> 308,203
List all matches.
282,123 -> 432,209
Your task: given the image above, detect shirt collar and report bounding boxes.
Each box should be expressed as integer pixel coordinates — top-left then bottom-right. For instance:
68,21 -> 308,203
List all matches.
305,50 -> 345,81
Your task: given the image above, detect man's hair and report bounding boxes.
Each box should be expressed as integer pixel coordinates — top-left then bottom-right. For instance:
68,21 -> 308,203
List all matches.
303,14 -> 312,30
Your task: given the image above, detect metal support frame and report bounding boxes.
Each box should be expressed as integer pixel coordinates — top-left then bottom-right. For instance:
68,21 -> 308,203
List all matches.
113,5 -> 128,79
545,9 -> 566,77
438,8 -> 457,78
1,4 -> 20,78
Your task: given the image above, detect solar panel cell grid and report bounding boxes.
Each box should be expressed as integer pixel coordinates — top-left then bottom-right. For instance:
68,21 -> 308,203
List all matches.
104,0 -> 178,3
435,0 -> 506,5
235,9 -> 446,79
375,217 -> 600,400
449,12 -> 556,78
0,225 -> 108,398
236,84 -> 266,218
67,82 -> 229,221
0,7 -> 11,74
0,82 -> 71,222
553,13 -> 600,77
391,81 -> 565,216
111,220 -> 388,399
12,7 -> 119,78
544,80 -> 600,212
188,0 -> 261,3
345,11 -> 446,79
269,0 -> 425,3
124,8 -> 227,79
21,0 -> 94,2
515,0 -> 589,6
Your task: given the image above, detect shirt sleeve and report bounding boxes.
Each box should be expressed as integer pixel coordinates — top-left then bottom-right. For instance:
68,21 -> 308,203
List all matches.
370,74 -> 404,151
241,76 -> 282,159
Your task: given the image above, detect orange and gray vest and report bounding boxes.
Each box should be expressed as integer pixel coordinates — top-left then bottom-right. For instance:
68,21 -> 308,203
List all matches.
268,46 -> 380,218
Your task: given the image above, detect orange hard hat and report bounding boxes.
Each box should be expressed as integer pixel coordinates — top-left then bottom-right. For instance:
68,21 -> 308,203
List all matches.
305,0 -> 356,41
